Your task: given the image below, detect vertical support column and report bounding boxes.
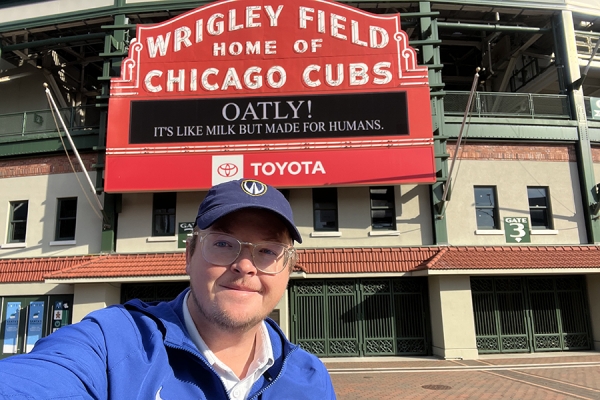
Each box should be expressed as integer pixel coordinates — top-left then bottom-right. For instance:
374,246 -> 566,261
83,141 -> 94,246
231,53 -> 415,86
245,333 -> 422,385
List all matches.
276,289 -> 291,338
72,283 -> 122,322
419,2 -> 449,244
586,274 -> 600,351
100,193 -> 121,252
554,11 -> 600,243
428,275 -> 479,359
97,14 -> 132,252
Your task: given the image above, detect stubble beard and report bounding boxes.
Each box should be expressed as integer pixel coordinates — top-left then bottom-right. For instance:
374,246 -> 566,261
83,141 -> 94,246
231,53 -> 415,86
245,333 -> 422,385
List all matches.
189,282 -> 267,333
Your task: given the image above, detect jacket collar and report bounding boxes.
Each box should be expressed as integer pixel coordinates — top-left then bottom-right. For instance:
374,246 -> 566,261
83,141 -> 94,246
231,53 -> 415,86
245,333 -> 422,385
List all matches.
124,288 -> 298,363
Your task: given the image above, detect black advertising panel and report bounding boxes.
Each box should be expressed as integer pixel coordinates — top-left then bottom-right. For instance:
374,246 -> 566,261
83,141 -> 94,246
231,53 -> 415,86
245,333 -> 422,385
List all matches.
129,92 -> 408,144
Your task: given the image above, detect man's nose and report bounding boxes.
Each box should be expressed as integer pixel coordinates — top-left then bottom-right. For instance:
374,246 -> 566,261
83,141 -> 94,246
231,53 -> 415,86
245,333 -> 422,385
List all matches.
231,244 -> 257,275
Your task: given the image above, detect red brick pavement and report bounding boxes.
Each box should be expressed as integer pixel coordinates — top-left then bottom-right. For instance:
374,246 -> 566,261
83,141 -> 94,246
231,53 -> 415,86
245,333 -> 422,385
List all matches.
324,352 -> 600,399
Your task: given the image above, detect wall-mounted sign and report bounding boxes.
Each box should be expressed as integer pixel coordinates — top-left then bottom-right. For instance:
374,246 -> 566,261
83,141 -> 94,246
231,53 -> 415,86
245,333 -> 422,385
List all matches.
106,0 -> 434,191
178,222 -> 194,249
129,92 -> 409,144
504,217 -> 531,243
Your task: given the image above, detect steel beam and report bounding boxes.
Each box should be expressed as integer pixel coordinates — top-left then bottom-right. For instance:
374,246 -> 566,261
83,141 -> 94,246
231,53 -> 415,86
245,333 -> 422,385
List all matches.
1,33 -> 105,52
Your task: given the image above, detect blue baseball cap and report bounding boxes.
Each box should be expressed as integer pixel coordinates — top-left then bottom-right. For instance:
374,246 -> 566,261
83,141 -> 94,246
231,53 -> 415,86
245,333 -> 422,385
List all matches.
195,179 -> 302,243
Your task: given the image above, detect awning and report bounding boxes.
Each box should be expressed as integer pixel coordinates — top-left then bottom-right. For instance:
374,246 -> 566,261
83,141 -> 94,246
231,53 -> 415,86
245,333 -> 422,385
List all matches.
2,245 -> 600,284
0,255 -> 93,283
417,245 -> 600,275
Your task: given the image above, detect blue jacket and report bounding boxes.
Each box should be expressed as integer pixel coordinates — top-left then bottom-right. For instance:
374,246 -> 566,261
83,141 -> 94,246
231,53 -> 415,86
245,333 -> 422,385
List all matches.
0,289 -> 335,400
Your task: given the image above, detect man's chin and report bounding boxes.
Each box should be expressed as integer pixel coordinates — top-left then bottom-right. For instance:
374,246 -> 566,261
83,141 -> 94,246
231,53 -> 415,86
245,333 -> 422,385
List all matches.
190,287 -> 268,332
211,311 -> 265,332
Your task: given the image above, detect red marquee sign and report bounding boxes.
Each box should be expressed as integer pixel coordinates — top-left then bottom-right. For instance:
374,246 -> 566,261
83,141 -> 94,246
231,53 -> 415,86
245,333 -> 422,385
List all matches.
105,0 -> 434,191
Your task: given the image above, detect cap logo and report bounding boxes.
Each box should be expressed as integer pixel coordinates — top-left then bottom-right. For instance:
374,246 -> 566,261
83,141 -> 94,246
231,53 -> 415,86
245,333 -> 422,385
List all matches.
241,179 -> 268,196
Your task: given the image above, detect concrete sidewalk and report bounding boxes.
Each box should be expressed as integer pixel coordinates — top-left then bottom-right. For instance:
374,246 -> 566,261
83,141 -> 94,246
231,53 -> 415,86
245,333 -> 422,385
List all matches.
323,352 -> 600,399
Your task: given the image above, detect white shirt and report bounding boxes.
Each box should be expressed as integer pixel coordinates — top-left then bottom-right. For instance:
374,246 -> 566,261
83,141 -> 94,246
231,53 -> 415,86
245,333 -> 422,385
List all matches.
182,292 -> 275,400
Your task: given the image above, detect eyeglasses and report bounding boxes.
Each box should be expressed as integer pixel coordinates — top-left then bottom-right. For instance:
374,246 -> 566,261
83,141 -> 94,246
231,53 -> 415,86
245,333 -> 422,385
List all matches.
193,231 -> 295,275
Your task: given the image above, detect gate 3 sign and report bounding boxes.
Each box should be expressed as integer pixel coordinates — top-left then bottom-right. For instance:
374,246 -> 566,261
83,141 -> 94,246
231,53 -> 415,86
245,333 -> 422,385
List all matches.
105,0 -> 435,191
504,217 -> 531,244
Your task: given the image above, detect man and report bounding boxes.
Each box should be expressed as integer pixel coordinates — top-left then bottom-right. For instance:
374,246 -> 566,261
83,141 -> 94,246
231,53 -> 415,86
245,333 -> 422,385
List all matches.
0,178 -> 336,400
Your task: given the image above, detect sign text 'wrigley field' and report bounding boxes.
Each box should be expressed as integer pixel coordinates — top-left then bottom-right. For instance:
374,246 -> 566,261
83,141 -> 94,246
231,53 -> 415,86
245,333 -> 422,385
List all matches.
141,4 -> 399,94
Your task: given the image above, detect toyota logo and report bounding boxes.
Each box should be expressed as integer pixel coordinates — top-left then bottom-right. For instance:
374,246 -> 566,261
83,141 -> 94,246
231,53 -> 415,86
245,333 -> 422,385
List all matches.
217,163 -> 239,177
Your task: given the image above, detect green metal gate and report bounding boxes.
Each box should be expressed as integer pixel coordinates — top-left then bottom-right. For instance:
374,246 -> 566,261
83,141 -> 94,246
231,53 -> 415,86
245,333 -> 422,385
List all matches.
529,276 -> 591,351
290,278 -> 430,357
471,276 -> 591,354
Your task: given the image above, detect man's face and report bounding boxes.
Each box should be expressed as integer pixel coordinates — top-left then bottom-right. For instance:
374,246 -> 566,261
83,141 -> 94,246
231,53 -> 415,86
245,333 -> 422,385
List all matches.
186,208 -> 293,333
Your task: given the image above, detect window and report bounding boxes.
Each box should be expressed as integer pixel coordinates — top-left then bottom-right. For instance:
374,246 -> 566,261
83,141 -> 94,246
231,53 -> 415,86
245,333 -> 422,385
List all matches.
153,193 -> 176,236
8,201 -> 28,243
313,188 -> 338,231
528,187 -> 553,229
55,198 -> 77,241
370,187 -> 396,230
474,186 -> 499,229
